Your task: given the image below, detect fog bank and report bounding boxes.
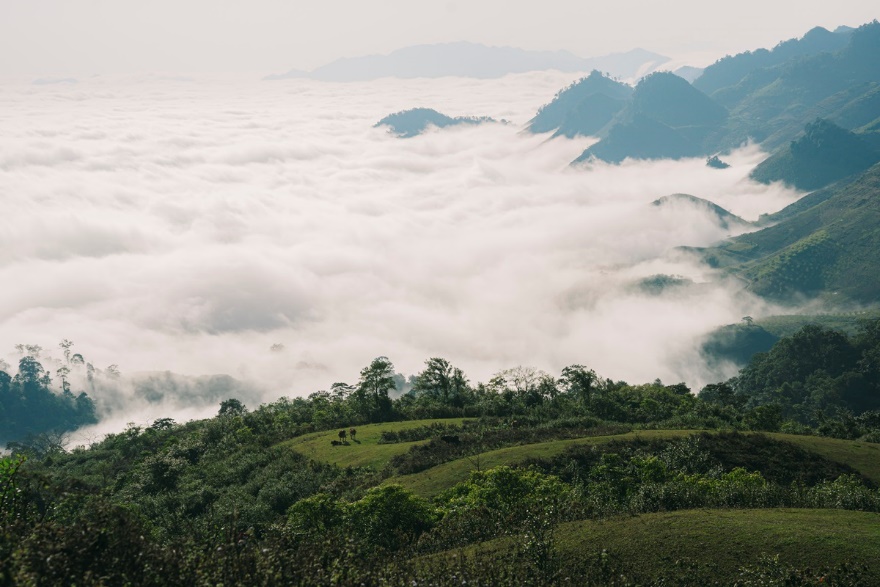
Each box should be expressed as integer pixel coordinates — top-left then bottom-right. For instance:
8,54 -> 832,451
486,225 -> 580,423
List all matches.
0,72 -> 803,432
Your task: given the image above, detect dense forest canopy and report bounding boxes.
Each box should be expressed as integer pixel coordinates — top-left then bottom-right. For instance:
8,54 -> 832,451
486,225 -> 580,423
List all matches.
0,342 -> 100,446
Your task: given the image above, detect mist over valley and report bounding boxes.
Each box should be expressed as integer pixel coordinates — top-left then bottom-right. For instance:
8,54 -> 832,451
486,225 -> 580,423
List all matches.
0,70 -> 805,436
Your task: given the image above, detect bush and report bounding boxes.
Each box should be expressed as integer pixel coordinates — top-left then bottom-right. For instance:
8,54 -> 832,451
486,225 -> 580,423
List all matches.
346,485 -> 437,551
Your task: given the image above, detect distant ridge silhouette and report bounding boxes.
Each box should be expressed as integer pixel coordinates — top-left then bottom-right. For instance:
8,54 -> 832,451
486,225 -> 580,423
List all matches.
265,42 -> 670,82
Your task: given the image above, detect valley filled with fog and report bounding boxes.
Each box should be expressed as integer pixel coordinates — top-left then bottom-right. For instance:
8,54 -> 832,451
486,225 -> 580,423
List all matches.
0,72 -> 804,434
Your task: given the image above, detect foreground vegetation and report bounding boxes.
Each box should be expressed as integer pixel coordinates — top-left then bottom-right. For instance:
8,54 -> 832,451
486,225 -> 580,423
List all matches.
4,320 -> 880,584
464,509 -> 880,585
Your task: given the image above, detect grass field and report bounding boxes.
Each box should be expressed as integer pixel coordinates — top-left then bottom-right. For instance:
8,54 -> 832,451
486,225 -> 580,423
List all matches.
767,432 -> 880,484
429,508 -> 880,587
555,509 -> 880,582
386,430 -> 880,497
282,418 -> 468,470
387,429 -> 688,497
283,420 -> 880,497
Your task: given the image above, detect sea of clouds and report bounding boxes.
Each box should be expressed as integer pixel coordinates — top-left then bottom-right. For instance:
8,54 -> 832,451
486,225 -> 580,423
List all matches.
0,71 -> 804,436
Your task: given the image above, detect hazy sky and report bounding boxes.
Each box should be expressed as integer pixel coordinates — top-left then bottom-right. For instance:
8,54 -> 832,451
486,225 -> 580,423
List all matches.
1,0 -> 876,75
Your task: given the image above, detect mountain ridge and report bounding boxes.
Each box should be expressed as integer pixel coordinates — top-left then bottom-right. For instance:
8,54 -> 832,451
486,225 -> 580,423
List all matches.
265,42 -> 670,82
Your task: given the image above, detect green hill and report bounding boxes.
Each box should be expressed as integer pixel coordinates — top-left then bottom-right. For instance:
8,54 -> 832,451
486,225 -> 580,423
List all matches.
284,418 -> 467,469
751,119 -> 880,191
385,430 -> 880,497
701,162 -> 880,302
9,356 -> 880,586
446,509 -> 880,584
546,509 -> 880,584
651,193 -> 750,230
826,82 -> 880,130
700,321 -> 780,367
701,310 -> 880,367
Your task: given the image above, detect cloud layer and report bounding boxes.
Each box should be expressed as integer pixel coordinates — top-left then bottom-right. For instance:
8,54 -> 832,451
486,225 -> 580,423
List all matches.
0,72 -> 803,431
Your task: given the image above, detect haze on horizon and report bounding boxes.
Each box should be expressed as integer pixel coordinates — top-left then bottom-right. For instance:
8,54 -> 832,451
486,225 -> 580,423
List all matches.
0,0 -> 877,75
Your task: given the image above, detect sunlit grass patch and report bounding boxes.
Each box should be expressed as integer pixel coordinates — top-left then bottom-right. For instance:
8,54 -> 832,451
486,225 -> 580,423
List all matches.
282,418 -> 468,470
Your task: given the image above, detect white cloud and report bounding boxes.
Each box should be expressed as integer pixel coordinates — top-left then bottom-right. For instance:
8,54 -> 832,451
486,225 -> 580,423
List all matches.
0,71 -> 803,432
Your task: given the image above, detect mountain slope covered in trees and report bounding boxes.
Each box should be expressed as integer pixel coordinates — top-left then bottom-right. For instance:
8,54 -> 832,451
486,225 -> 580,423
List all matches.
699,162 -> 880,303
526,70 -> 633,136
750,118 -> 880,190
693,26 -> 853,96
531,21 -> 880,172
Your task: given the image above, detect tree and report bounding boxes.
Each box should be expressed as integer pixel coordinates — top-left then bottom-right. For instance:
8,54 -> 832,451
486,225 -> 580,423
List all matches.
699,382 -> 747,411
439,466 -> 570,527
218,398 -> 247,416
59,339 -> 74,364
412,357 -> 469,407
490,366 -> 555,407
287,492 -> 345,537
347,485 -> 436,551
356,357 -> 395,421
149,418 -> 176,431
559,365 -> 597,406
8,431 -> 70,457
56,366 -> 71,394
15,356 -> 45,386
329,382 -> 354,402
15,344 -> 42,359
744,404 -> 783,432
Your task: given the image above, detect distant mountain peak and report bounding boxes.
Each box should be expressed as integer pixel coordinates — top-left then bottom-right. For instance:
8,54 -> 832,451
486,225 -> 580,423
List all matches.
527,70 -> 632,135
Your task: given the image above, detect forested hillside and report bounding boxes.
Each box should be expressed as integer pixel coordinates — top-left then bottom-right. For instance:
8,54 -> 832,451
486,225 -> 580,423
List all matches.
700,162 -> 880,303
531,21 -> 880,169
0,344 -> 98,446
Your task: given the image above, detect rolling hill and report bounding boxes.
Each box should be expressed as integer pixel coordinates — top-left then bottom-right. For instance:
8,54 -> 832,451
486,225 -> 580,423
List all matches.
651,193 -> 751,231
454,509 -> 880,585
